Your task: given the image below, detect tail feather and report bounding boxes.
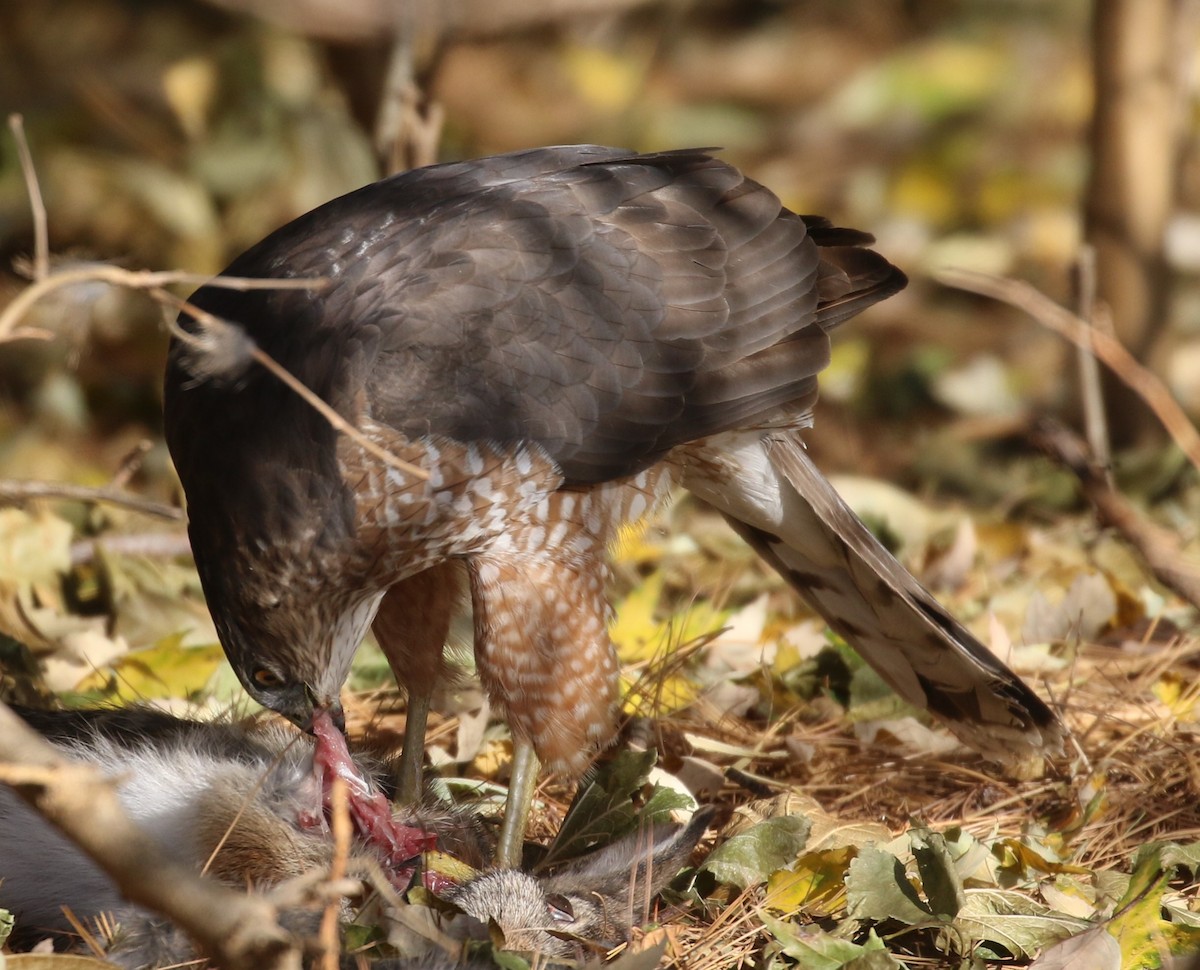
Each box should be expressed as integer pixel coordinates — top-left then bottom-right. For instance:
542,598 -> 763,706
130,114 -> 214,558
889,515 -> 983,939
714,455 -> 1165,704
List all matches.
683,433 -> 1062,759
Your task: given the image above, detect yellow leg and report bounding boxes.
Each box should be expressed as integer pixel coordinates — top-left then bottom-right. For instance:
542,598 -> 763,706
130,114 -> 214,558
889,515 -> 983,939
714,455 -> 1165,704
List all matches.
372,564 -> 462,803
394,687 -> 431,803
494,740 -> 539,868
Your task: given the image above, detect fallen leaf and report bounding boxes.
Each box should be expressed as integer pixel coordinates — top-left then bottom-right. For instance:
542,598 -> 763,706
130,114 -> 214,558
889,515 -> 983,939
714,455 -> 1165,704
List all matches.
765,846 -> 854,916
1028,926 -> 1121,969
72,633 -> 223,700
845,844 -> 937,926
762,917 -> 901,969
700,815 -> 811,890
954,888 -> 1090,960
1023,573 -> 1117,644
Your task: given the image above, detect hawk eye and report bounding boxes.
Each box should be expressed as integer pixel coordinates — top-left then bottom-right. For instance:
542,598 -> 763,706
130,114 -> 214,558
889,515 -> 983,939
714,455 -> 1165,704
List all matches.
252,667 -> 284,689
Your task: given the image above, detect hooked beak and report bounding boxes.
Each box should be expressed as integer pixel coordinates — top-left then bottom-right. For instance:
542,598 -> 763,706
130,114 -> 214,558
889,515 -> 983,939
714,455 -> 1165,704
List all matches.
290,686 -> 345,734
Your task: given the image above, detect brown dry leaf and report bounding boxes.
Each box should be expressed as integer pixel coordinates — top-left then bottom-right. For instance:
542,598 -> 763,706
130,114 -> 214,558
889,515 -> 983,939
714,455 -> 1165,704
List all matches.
0,508 -> 74,650
1028,926 -> 1121,970
40,627 -> 129,692
1022,572 -> 1118,643
103,551 -> 216,649
853,716 -> 962,757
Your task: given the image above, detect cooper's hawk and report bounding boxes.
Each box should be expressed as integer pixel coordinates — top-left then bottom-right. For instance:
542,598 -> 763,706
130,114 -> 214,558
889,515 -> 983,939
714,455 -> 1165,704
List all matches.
164,146 -> 1061,865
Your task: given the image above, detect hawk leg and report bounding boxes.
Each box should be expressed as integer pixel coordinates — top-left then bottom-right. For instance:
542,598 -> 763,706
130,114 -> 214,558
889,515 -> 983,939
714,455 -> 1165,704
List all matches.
469,546 -> 620,864
372,561 -> 463,802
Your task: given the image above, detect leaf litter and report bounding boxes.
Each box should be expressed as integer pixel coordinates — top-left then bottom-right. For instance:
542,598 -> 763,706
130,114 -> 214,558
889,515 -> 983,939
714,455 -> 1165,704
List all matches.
5,459 -> 1200,969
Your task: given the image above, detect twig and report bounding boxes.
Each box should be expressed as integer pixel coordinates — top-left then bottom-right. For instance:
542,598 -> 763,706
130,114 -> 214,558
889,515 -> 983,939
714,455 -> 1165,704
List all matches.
1032,418 -> 1200,610
8,114 -> 48,281
70,532 -> 193,566
0,264 -> 326,341
1071,246 -> 1112,481
319,778 -> 352,970
0,479 -> 183,520
4,125 -> 429,487
0,701 -> 300,970
109,438 -> 153,491
936,268 -> 1200,473
161,290 -> 430,483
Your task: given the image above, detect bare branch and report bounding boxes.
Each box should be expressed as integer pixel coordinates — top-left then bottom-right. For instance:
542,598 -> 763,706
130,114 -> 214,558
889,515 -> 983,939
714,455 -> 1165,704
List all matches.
0,479 -> 183,521
1071,246 -> 1112,481
8,114 -> 49,281
0,701 -> 301,970
0,263 -> 326,342
936,268 -> 1200,473
160,290 -> 431,483
70,532 -> 193,566
1033,419 -> 1200,611
375,33 -> 445,175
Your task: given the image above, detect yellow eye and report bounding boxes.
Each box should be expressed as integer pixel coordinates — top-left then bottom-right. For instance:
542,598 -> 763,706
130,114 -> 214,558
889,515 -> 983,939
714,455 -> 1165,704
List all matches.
252,667 -> 284,689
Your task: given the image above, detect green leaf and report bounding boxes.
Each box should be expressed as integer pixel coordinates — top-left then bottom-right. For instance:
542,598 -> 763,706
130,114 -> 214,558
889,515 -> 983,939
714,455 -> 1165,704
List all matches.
640,779 -> 694,825
1153,840 -> 1200,876
700,815 -> 811,891
541,749 -> 688,867
0,906 -> 12,947
489,950 -> 532,970
762,918 -> 901,970
845,844 -> 934,926
953,888 -> 1090,960
911,827 -> 966,919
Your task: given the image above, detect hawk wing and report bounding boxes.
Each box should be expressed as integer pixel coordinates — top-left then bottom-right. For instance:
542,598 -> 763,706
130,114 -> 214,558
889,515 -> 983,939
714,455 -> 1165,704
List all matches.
171,146 -> 902,486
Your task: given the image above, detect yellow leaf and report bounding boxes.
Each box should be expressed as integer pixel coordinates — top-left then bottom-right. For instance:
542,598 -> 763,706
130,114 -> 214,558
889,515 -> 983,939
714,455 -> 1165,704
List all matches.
162,56 -> 217,140
610,570 -> 668,662
994,838 -> 1089,877
564,45 -> 640,112
470,738 -> 510,781
765,847 -> 855,916
1109,855 -> 1200,967
610,571 -> 730,665
74,632 -> 223,701
1153,673 -> 1197,718
621,671 -> 698,717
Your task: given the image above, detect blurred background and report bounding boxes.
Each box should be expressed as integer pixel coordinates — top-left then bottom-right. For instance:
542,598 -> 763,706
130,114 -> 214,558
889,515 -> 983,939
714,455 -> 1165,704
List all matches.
0,0 -> 1198,700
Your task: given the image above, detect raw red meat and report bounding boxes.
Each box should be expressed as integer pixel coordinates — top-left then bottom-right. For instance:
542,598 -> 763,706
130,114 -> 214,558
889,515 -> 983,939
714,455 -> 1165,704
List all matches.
311,709 -> 436,885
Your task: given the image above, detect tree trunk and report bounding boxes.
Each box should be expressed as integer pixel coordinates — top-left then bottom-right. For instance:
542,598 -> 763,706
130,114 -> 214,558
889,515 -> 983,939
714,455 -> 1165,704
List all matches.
1084,0 -> 1185,445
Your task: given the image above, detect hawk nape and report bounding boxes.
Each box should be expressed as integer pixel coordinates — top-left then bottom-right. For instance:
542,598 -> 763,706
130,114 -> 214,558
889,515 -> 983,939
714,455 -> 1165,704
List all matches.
164,146 -> 1061,865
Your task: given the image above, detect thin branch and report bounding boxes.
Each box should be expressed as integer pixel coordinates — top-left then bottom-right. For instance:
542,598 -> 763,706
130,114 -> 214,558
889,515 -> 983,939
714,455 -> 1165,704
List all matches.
160,290 -> 430,483
0,479 -> 183,520
70,532 -> 193,566
374,33 -> 445,175
8,114 -> 48,281
936,268 -> 1200,473
0,264 -> 326,341
109,438 -> 153,491
319,778 -> 351,970
1071,246 -> 1112,481
0,701 -> 300,970
1032,419 -> 1200,611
